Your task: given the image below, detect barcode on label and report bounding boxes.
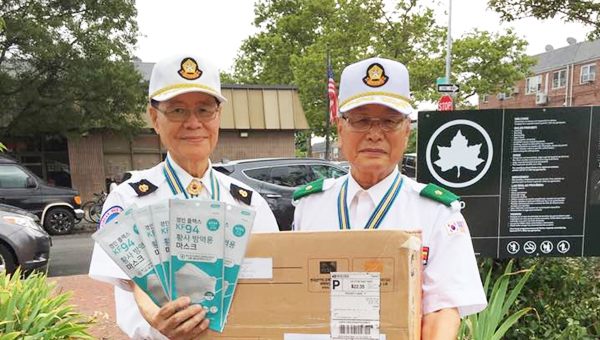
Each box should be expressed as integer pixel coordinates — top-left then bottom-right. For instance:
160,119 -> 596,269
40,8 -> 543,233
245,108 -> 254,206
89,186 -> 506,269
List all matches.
339,324 -> 373,335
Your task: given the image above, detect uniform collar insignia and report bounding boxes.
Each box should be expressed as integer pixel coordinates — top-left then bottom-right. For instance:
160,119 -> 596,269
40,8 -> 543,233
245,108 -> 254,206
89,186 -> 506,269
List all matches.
178,57 -> 202,80
230,183 -> 252,205
129,179 -> 158,197
420,183 -> 459,207
363,63 -> 389,87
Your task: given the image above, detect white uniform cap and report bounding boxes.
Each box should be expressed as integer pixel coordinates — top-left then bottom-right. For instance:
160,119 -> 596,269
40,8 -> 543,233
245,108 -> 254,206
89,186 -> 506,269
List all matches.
148,53 -> 227,103
338,57 -> 412,115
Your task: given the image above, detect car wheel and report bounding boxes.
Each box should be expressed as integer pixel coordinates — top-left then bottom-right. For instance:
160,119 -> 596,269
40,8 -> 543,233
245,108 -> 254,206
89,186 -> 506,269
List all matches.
0,244 -> 16,275
44,207 -> 75,235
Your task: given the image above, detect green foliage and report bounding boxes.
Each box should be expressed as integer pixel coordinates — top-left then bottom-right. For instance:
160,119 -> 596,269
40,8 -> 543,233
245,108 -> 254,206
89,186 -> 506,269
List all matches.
458,259 -> 534,340
0,268 -> 94,339
446,29 -> 535,104
406,126 -> 416,154
0,0 -> 147,137
0,142 -> 6,153
295,131 -> 310,157
233,0 -> 533,137
220,71 -> 238,85
488,0 -> 600,40
504,257 -> 600,340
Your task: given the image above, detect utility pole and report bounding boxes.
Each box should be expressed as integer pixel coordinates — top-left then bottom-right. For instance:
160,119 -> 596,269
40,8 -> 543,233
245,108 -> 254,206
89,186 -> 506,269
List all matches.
445,0 -> 454,109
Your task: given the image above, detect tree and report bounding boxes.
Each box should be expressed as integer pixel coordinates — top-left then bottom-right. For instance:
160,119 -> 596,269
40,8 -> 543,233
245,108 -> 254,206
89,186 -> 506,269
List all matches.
233,0 -> 534,138
0,0 -> 147,137
488,0 -> 600,40
433,29 -> 536,107
234,0 -> 445,136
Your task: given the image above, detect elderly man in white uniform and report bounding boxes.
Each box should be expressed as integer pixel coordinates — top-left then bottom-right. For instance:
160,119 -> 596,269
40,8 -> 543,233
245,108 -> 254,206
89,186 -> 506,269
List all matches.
293,57 -> 487,340
89,53 -> 279,340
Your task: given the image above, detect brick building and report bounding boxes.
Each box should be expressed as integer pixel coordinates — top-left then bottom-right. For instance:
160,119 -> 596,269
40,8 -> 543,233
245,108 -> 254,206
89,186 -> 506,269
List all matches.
3,60 -> 309,201
479,38 -> 599,109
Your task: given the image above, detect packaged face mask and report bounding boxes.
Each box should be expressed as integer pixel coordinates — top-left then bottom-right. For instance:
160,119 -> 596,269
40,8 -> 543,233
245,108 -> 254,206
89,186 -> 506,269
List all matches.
220,204 -> 256,331
147,272 -> 167,304
149,202 -> 172,299
175,263 -> 217,303
92,209 -> 169,306
169,199 -> 225,332
133,205 -> 170,302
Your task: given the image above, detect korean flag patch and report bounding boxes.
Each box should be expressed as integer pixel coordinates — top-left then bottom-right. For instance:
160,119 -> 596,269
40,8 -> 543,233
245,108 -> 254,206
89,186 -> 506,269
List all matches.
444,220 -> 466,236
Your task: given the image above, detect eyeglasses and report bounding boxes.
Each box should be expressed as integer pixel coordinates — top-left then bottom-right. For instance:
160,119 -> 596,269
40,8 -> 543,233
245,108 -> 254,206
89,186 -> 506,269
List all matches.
341,114 -> 407,132
152,103 -> 219,122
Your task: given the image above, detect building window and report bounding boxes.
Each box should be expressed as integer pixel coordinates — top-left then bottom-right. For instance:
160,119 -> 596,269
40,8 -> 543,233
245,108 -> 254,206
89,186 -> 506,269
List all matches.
552,69 -> 567,89
526,75 -> 542,94
580,63 -> 596,83
503,87 -> 518,99
481,94 -> 489,103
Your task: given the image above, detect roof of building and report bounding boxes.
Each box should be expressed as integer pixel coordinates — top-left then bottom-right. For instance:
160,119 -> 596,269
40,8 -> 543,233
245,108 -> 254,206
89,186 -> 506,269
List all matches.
531,39 -> 600,73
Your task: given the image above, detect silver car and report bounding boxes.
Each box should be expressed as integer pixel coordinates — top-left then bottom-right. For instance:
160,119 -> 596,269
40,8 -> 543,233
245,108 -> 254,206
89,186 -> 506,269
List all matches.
0,203 -> 51,274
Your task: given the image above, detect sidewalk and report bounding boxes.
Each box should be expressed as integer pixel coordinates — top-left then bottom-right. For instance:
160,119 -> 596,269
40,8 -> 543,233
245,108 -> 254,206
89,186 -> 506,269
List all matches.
50,275 -> 129,340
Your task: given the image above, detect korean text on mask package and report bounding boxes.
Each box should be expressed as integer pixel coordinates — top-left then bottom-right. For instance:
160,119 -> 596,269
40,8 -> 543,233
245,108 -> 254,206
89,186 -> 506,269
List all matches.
169,199 -> 225,332
132,205 -> 170,301
92,209 -> 169,306
219,203 -> 256,331
149,201 -> 172,298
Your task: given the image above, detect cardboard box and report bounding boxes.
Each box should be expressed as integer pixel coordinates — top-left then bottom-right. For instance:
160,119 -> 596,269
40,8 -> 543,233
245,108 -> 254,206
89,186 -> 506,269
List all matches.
209,230 -> 422,340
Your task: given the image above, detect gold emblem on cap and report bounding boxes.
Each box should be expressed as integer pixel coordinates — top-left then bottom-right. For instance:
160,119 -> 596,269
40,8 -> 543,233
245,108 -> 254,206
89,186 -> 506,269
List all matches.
239,189 -> 248,198
435,190 -> 443,196
178,58 -> 202,80
139,184 -> 149,193
306,185 -> 313,191
363,63 -> 389,87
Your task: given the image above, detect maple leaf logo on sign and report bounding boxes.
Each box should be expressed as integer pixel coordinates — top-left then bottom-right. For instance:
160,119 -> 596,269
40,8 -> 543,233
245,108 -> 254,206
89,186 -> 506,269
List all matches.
434,130 -> 484,178
425,119 -> 493,188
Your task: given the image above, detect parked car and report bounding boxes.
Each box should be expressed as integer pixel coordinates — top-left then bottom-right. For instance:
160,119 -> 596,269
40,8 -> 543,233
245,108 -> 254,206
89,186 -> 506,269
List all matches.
401,153 -> 416,179
0,203 -> 51,274
213,158 -> 348,231
0,154 -> 84,235
332,161 -> 350,170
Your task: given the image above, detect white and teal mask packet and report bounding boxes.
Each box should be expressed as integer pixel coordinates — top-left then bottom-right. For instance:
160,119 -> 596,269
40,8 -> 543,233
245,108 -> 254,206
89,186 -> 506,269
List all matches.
169,199 -> 225,332
219,203 -> 256,331
149,201 -> 172,298
92,209 -> 169,306
132,205 -> 170,301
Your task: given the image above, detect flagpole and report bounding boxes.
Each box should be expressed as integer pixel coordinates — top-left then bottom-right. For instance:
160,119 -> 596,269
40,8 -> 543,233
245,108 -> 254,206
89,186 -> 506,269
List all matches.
324,50 -> 331,161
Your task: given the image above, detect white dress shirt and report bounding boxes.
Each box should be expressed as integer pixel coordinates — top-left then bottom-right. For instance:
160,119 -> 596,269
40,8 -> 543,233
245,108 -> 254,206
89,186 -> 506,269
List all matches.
294,167 -> 487,317
89,153 -> 278,339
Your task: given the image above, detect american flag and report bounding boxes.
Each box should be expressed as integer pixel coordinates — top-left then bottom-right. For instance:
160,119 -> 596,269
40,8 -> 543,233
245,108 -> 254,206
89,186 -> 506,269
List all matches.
327,58 -> 339,123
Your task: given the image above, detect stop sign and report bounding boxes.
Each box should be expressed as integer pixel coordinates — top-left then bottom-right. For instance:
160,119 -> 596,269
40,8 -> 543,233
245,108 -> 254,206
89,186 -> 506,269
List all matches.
438,95 -> 453,111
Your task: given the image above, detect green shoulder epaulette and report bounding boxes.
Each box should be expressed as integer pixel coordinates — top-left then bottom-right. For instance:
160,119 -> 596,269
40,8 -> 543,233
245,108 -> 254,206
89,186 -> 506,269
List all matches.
293,178 -> 325,201
419,183 -> 460,207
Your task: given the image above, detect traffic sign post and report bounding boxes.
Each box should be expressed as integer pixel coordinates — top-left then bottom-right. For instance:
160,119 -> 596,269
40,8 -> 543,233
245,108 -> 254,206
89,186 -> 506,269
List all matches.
438,95 -> 453,111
